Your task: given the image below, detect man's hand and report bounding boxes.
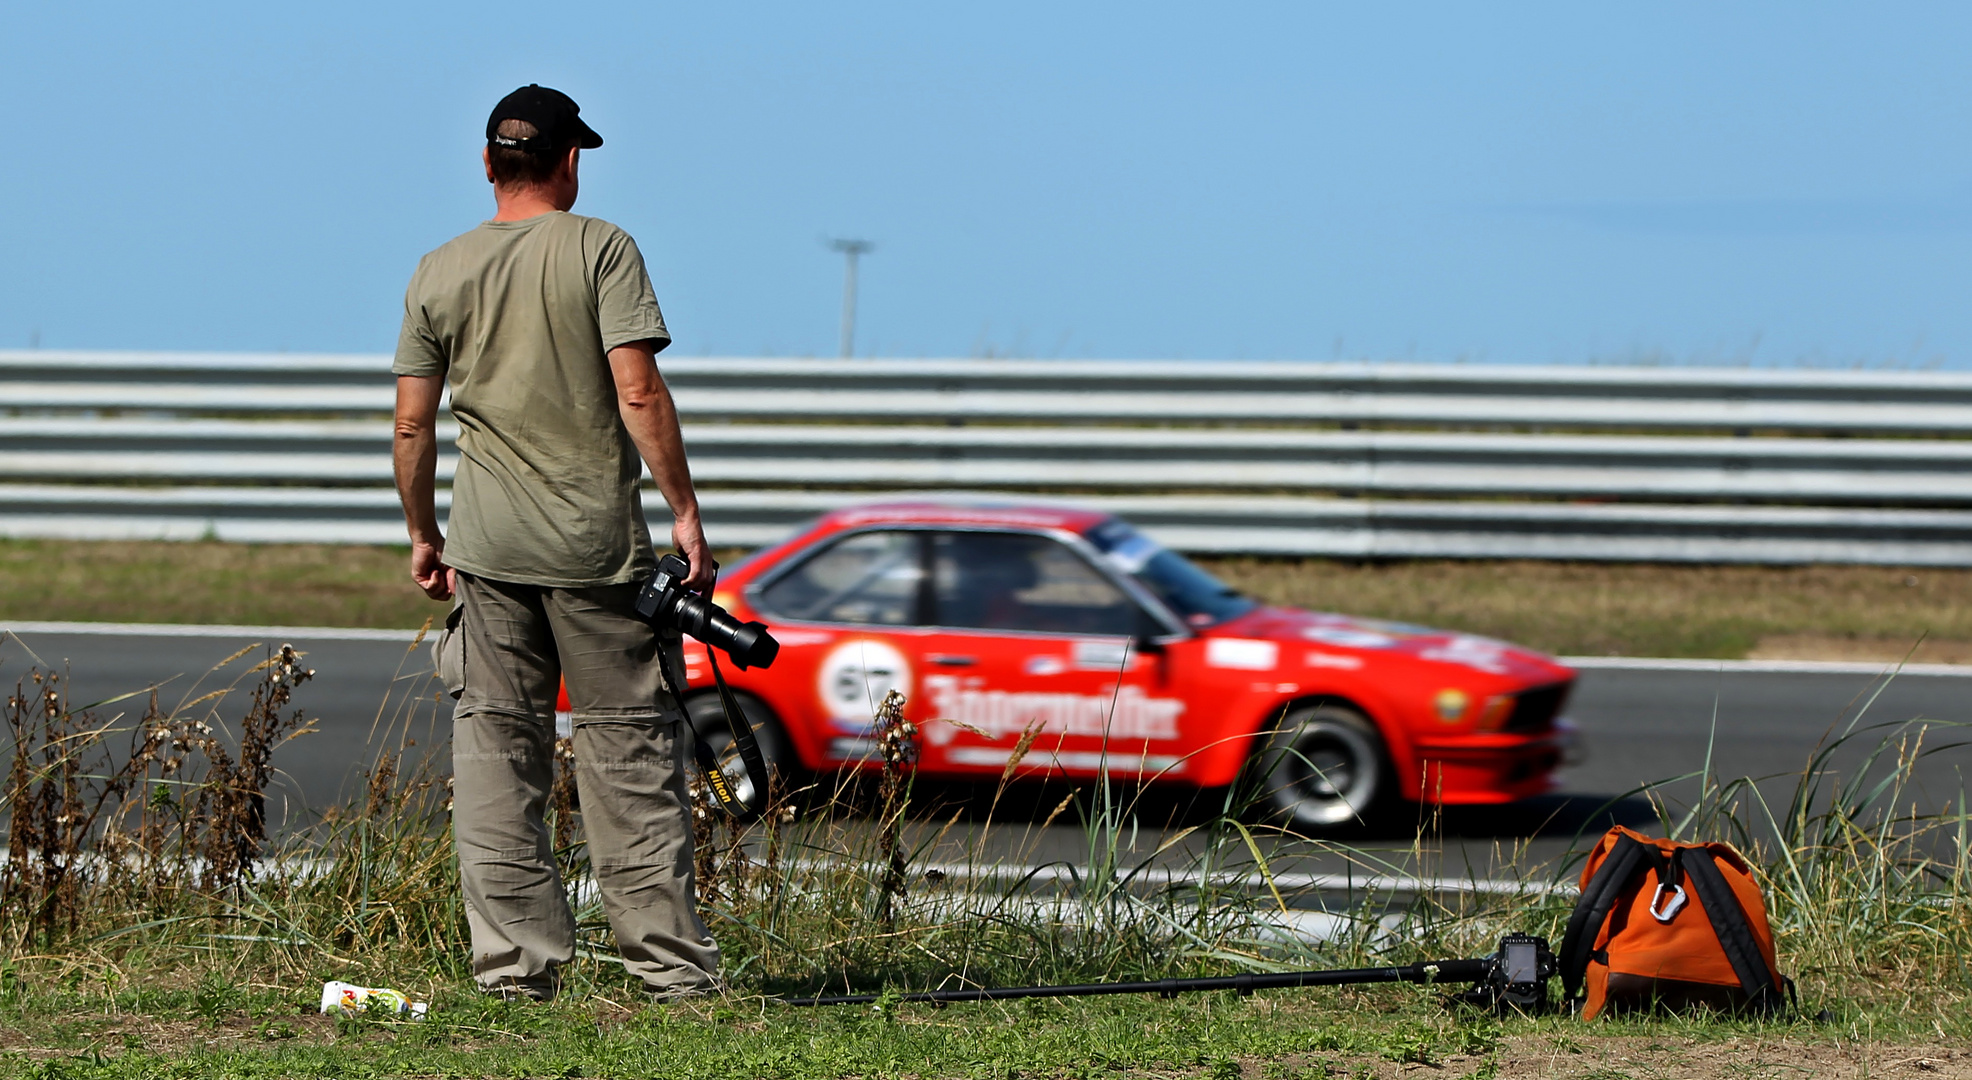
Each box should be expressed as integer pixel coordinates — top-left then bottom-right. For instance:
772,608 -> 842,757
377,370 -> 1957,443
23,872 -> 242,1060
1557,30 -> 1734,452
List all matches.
610,341 -> 717,592
412,539 -> 456,600
673,513 -> 717,593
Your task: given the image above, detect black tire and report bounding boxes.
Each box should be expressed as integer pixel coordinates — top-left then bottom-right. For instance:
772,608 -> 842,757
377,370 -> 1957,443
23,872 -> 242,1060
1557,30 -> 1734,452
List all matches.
684,692 -> 801,808
1249,702 -> 1391,832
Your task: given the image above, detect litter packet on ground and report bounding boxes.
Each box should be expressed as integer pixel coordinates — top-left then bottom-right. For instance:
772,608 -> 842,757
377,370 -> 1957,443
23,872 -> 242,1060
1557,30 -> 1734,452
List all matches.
320,980 -> 429,1019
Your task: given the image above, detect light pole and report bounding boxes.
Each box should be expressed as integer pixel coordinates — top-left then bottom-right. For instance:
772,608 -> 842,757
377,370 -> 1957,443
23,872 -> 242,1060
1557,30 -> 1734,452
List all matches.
829,238 -> 874,358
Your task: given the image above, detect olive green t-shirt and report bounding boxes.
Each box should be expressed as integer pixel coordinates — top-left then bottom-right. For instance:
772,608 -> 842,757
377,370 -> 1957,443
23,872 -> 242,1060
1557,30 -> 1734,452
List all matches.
393,211 -> 671,588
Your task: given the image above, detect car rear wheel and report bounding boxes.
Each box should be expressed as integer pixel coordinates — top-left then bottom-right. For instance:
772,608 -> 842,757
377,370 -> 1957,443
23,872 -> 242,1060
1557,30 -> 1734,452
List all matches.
1251,702 -> 1390,831
685,692 -> 800,809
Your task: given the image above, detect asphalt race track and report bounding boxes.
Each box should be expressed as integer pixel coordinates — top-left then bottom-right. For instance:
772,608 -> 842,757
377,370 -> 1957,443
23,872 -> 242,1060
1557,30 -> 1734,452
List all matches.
0,625 -> 450,831
5,624 -> 1970,880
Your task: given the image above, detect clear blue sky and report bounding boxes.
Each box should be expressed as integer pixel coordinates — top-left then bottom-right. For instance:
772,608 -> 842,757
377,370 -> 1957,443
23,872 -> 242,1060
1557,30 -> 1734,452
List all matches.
4,4 -> 1969,365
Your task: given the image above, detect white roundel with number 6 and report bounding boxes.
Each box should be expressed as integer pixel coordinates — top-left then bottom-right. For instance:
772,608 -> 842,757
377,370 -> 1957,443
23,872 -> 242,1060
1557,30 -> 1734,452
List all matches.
817,640 -> 912,730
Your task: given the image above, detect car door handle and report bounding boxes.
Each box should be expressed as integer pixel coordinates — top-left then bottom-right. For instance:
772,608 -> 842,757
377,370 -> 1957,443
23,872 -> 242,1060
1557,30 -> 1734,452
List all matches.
928,654 -> 977,667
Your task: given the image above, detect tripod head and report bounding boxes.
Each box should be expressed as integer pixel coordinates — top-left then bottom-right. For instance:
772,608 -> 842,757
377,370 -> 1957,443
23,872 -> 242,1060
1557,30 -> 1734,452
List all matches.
1449,934 -> 1557,1015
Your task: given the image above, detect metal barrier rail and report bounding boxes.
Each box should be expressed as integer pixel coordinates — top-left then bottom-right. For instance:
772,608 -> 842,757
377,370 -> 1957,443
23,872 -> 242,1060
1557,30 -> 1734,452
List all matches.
11,350 -> 1972,432
11,418 -> 1972,504
3,350 -> 1970,563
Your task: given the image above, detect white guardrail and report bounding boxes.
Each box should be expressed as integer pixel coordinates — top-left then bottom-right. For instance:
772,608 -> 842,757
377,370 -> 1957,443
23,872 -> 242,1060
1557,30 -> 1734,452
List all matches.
4,350 -> 1972,564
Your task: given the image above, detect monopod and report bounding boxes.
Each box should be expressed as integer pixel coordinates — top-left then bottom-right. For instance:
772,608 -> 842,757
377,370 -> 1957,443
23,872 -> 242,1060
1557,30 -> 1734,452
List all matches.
782,934 -> 1556,1016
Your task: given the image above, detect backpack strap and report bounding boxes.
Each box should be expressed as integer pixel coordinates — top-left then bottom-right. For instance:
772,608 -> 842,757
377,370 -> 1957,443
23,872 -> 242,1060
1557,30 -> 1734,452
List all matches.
1558,834 -> 1661,1003
1675,848 -> 1786,1013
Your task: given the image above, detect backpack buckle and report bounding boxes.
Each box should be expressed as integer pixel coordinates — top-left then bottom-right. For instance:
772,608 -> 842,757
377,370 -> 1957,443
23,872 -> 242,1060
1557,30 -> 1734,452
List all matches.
1649,882 -> 1687,922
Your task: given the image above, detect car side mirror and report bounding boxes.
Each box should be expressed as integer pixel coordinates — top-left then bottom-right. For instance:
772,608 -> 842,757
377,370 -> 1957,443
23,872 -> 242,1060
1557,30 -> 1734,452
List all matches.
1133,609 -> 1170,655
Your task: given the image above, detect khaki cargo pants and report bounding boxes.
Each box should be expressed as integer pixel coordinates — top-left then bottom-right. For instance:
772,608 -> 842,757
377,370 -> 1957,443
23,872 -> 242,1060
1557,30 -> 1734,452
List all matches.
436,572 -> 720,999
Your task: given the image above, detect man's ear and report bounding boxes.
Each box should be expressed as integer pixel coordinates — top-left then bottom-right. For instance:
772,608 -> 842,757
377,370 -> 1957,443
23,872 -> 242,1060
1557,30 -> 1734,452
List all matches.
559,145 -> 580,183
483,146 -> 495,184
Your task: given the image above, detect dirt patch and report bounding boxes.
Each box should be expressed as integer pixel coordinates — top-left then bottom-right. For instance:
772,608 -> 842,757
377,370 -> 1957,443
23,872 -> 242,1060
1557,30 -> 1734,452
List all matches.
1748,634 -> 1972,665
1242,1037 -> 1972,1079
1493,1036 -> 1972,1080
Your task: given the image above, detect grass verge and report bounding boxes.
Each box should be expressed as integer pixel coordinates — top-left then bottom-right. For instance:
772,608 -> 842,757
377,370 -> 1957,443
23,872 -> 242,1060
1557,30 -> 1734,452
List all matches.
9,537 -> 1972,658
1204,557 -> 1972,660
0,538 -> 446,630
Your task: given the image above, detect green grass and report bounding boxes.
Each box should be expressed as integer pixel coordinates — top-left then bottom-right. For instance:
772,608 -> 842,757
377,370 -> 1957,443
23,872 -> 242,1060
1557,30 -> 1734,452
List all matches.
0,981 -> 1496,1079
10,537 -> 1972,659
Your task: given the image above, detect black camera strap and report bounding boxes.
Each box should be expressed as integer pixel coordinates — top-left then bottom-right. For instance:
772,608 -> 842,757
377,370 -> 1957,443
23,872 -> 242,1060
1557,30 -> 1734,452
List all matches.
659,640 -> 768,823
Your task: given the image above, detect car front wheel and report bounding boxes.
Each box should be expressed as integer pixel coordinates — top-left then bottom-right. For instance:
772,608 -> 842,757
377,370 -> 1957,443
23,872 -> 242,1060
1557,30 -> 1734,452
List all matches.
685,692 -> 800,809
1251,702 -> 1390,831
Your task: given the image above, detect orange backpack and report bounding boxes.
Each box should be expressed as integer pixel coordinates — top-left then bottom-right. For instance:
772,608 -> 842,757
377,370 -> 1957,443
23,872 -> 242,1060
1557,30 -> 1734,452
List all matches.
1558,826 -> 1790,1019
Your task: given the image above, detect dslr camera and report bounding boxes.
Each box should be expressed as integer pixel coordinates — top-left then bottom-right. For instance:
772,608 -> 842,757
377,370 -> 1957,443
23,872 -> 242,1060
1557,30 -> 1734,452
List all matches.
635,552 -> 779,669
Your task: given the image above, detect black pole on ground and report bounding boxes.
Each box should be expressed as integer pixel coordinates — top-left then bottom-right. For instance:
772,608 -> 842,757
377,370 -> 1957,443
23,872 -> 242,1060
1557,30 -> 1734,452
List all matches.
780,958 -> 1496,1008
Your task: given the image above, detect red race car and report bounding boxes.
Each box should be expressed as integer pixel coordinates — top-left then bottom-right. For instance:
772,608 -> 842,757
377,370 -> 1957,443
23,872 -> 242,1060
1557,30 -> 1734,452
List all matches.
586,501 -> 1577,830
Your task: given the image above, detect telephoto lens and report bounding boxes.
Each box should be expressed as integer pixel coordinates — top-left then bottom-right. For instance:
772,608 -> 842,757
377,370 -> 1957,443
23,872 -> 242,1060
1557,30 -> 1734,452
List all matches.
667,591 -> 778,669
636,554 -> 780,669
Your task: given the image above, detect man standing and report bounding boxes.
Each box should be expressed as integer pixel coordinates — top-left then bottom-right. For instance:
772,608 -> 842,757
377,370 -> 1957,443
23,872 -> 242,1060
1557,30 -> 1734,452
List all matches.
391,84 -> 719,1001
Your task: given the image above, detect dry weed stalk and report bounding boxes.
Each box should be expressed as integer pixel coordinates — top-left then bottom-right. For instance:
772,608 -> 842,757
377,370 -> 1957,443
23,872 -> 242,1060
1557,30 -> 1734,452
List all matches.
688,773 -> 720,906
549,735 -> 579,867
1,646 -> 313,946
685,751 -> 768,908
193,646 -> 314,891
2,669 -> 138,940
872,688 -> 917,930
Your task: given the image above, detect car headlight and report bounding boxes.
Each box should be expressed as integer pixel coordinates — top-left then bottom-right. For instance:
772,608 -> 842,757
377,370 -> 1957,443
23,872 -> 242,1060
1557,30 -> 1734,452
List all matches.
1433,688 -> 1471,724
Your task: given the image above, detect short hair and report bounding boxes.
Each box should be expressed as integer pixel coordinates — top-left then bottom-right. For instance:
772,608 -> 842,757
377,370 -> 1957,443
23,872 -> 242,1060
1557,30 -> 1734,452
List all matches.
488,118 -> 572,187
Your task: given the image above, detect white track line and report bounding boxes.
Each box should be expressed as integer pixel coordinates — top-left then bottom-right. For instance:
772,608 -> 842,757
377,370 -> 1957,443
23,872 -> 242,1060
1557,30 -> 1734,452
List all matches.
4,622 -> 1970,677
1560,655 -> 1972,678
1,620 -> 426,642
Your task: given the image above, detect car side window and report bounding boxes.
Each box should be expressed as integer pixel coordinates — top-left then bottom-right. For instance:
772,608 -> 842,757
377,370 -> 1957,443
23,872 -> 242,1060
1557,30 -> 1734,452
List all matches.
930,531 -> 1141,636
755,531 -> 924,625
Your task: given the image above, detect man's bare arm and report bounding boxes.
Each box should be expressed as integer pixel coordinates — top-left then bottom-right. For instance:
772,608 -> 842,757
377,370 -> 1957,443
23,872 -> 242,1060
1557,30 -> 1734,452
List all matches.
609,341 -> 714,591
393,374 -> 455,600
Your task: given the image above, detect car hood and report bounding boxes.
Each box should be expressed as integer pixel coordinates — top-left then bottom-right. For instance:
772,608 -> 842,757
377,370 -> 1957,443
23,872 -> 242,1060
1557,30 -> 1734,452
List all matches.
1206,606 -> 1574,682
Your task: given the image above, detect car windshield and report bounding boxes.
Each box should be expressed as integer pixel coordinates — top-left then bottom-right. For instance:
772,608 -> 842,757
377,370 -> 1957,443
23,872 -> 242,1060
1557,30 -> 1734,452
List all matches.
1085,520 -> 1258,628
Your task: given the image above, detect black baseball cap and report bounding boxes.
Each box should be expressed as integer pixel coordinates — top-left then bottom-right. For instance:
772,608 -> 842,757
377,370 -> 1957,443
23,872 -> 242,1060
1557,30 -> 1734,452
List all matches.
486,84 -> 603,154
